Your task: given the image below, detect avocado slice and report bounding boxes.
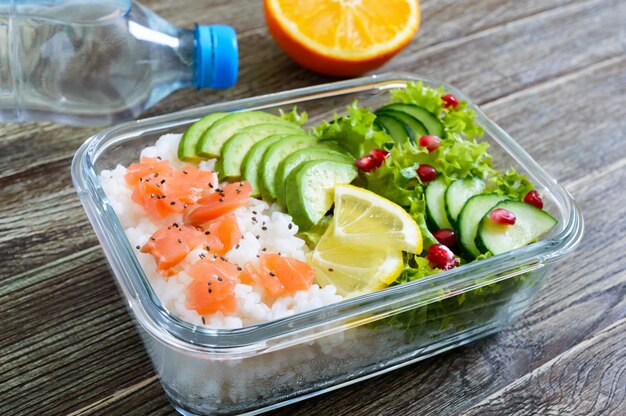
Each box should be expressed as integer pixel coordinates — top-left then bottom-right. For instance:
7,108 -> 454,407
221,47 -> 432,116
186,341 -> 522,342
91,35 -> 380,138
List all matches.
285,160 -> 358,230
275,147 -> 354,207
219,123 -> 303,179
241,134 -> 292,197
377,103 -> 444,138
260,135 -> 317,201
196,111 -> 294,158
178,112 -> 228,162
375,109 -> 427,144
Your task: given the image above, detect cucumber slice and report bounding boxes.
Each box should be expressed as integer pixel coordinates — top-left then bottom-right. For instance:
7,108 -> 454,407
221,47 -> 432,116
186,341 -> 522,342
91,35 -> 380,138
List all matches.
425,177 -> 453,230
457,193 -> 508,257
178,113 -> 228,162
376,109 -> 427,143
219,123 -> 302,179
375,113 -> 411,145
241,135 -> 291,197
275,147 -> 353,207
378,103 -> 444,137
476,201 -> 557,256
260,135 -> 317,201
445,177 -> 486,226
196,111 -> 292,158
285,160 -> 358,230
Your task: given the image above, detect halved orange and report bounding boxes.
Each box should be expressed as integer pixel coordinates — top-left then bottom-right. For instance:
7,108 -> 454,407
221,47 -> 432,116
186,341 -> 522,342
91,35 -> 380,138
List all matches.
264,0 -> 421,77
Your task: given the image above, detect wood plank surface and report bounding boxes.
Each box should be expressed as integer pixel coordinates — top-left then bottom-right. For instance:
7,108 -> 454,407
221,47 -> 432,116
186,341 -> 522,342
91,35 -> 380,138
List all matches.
0,0 -> 624,415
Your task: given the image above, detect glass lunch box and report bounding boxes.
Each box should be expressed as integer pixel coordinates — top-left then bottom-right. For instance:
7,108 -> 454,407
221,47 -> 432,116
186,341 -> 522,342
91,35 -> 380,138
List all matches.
71,73 -> 584,415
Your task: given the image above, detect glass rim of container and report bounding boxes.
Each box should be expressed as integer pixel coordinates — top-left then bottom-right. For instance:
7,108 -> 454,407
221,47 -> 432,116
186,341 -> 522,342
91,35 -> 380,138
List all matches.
71,72 -> 584,354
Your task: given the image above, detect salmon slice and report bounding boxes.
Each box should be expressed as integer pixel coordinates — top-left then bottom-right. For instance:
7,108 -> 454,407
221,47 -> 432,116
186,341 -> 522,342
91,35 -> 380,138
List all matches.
126,158 -> 216,220
203,214 -> 242,256
141,223 -> 209,276
186,257 -> 239,315
243,253 -> 315,297
141,214 -> 243,276
186,182 -> 252,225
125,157 -> 172,186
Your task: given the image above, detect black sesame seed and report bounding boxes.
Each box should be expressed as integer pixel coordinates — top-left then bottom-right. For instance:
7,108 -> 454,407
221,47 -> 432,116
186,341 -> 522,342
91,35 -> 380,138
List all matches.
256,254 -> 260,258
201,316 -> 205,324
160,179 -> 166,184
177,238 -> 182,243
219,198 -> 224,202
252,211 -> 257,215
236,266 -> 243,271
154,172 -> 159,177
235,244 -> 240,249
255,235 -> 260,239
204,231 -> 211,235
261,226 -> 267,231
269,271 -> 276,277
183,170 -> 188,174
220,256 -> 227,261
252,217 -> 257,222
328,268 -> 334,272
135,245 -> 140,249
217,277 -> 223,282
262,247 -> 267,251
214,188 -> 221,192
209,183 -> 214,188
170,201 -> 176,205
288,223 -> 293,230
236,189 -> 241,194
208,288 -> 212,294
173,222 -> 179,227
156,156 -> 162,160
150,237 -> 156,241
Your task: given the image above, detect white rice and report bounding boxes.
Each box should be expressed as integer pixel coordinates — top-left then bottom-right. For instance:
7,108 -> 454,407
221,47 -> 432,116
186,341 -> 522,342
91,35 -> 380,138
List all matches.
100,134 -> 343,329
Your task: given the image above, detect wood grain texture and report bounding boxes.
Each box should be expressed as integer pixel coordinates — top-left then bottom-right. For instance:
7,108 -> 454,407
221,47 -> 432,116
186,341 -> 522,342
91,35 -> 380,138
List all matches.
0,0 -> 625,415
463,318 -> 626,415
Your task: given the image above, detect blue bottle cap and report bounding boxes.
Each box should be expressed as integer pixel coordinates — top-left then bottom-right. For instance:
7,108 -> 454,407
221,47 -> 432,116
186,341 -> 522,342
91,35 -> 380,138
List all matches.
194,25 -> 238,89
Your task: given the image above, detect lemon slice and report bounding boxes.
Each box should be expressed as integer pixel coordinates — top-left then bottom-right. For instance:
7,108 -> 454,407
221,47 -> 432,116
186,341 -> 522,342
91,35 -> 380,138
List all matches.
332,184 -> 422,254
309,227 -> 404,298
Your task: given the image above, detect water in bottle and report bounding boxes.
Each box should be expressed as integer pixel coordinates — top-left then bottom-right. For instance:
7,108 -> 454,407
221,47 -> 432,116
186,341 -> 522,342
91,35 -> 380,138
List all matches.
0,0 -> 238,126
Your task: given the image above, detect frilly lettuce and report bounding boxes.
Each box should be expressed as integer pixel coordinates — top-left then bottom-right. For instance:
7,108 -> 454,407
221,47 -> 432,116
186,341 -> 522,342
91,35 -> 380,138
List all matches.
313,101 -> 390,157
279,106 -> 308,126
491,167 -> 534,200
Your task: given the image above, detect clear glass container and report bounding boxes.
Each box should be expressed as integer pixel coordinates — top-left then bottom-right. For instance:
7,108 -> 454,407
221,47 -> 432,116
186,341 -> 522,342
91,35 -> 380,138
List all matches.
71,73 -> 584,416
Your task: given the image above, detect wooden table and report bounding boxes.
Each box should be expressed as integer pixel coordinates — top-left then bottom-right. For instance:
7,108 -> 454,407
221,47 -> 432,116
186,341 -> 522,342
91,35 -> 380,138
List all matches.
2,0 -> 625,414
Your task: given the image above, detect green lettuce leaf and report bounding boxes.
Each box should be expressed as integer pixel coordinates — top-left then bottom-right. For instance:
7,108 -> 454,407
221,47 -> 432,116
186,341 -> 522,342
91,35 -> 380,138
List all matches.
314,101 -> 391,157
490,167 -> 534,200
279,106 -> 308,126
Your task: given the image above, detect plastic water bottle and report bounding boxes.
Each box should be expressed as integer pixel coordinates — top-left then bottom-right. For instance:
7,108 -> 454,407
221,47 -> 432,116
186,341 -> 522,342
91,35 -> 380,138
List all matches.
0,0 -> 238,126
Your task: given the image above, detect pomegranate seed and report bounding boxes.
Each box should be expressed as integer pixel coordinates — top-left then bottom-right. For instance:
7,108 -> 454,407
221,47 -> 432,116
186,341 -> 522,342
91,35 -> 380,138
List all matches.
524,190 -> 544,209
427,244 -> 459,270
369,148 -> 390,165
433,229 -> 457,249
490,208 -> 516,225
418,135 -> 441,152
416,164 -> 437,183
442,94 -> 459,110
355,155 -> 378,172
